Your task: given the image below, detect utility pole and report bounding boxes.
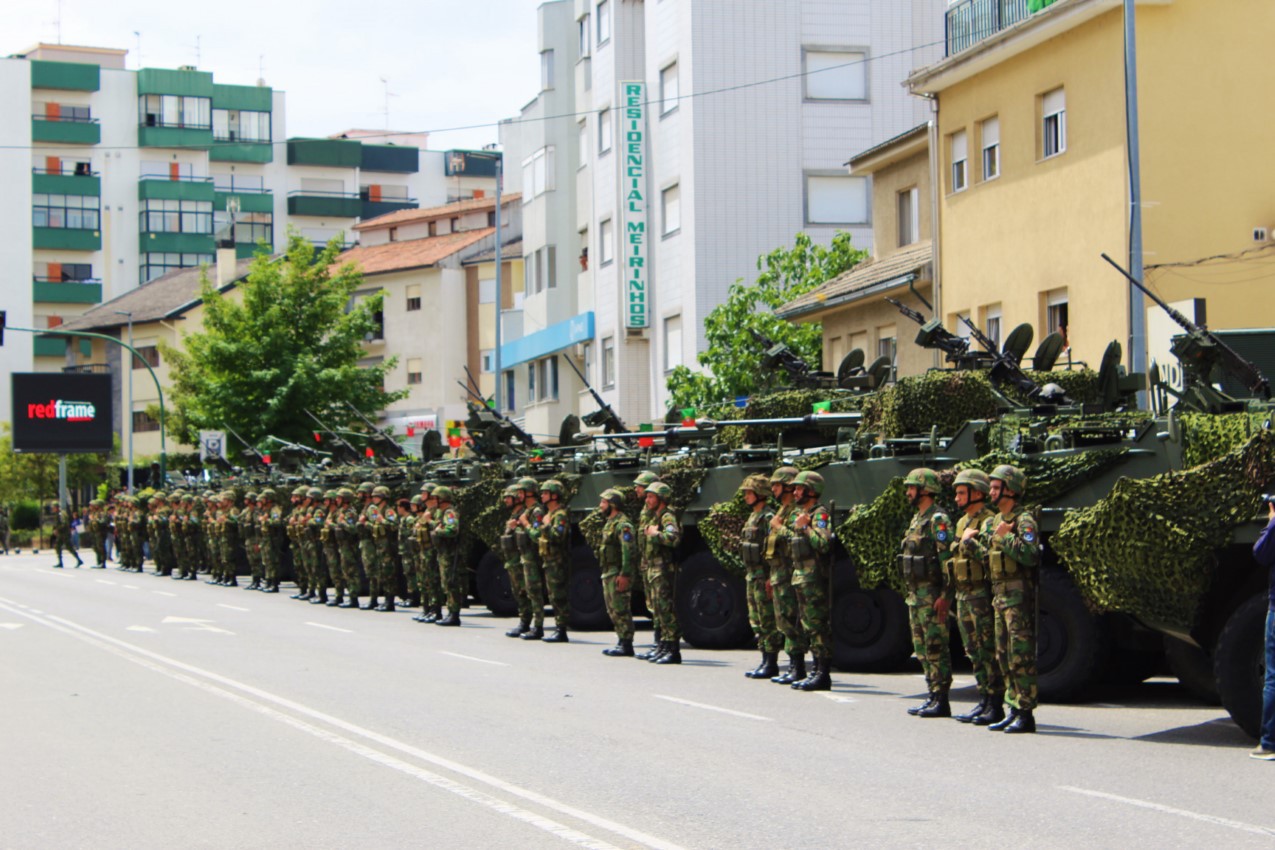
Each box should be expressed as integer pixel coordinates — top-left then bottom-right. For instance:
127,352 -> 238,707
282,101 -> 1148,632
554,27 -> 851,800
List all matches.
116,310 -> 134,494
1124,0 -> 1146,404
493,154 -> 503,414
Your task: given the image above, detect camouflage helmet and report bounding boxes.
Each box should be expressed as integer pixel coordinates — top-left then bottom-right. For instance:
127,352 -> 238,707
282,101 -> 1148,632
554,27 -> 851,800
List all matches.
769,466 -> 800,486
410,494 -> 422,506
539,479 -> 565,498
502,484 -> 520,499
323,489 -> 338,500
634,471 -> 660,487
292,485 -> 308,498
337,487 -> 355,500
952,468 -> 991,496
244,491 -> 258,501
600,488 -> 625,507
151,492 -> 167,503
419,482 -> 436,495
372,485 -> 391,499
432,485 -> 455,502
90,499 -> 104,508
260,488 -> 277,501
989,464 -> 1027,497
793,470 -> 825,498
307,487 -> 323,500
220,490 -> 236,502
646,481 -> 672,502
739,474 -> 771,497
516,476 -> 538,493
903,468 -> 942,496
357,481 -> 375,494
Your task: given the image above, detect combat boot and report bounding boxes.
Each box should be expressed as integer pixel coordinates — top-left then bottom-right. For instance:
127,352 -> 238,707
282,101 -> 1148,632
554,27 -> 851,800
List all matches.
794,656 -> 832,691
381,599 -> 396,612
1002,709 -> 1036,734
425,606 -> 443,623
745,651 -> 781,680
603,639 -> 634,657
521,624 -> 545,640
907,695 -> 937,716
646,640 -> 670,662
262,583 -> 279,593
311,589 -> 328,604
772,654 -> 806,685
247,579 -> 261,590
506,618 -> 531,638
542,626 -> 569,643
917,694 -> 951,718
955,696 -> 990,724
340,594 -> 360,609
436,611 -> 462,626
973,699 -> 1006,727
636,629 -> 662,660
327,593 -> 343,607
988,707 -> 1018,731
654,640 -> 682,664
53,561 -> 63,568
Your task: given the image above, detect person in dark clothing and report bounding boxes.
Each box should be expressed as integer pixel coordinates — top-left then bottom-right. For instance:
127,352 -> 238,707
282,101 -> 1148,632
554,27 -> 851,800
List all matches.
1251,500 -> 1275,760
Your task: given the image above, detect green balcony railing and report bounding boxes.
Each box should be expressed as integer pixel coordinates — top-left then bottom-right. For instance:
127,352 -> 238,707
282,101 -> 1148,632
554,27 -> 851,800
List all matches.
287,138 -> 362,168
139,231 -> 215,254
34,279 -> 103,304
33,170 -> 101,196
138,175 -> 216,202
287,191 -> 361,218
33,228 -> 101,251
32,116 -> 101,145
30,60 -> 100,91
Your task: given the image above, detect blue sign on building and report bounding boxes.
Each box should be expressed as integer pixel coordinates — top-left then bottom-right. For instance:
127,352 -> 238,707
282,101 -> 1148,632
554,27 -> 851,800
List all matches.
500,312 -> 595,367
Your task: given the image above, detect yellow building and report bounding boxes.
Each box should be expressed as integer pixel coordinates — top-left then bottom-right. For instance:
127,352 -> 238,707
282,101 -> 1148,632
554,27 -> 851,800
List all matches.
778,124 -> 938,381
908,0 -> 1275,373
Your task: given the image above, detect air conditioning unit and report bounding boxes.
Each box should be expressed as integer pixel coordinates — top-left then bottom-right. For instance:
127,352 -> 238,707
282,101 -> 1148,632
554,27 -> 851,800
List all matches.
1254,226 -> 1273,243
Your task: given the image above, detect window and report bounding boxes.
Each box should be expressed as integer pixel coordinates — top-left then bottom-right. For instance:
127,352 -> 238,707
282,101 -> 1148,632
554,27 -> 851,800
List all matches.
577,121 -> 588,168
34,262 -> 93,283
582,342 -> 594,384
898,186 -> 918,247
602,337 -> 616,388
877,331 -> 896,383
804,50 -> 867,100
984,305 -> 1002,350
527,362 -> 536,400
663,315 -> 683,372
478,277 -> 495,304
599,218 -> 614,265
406,283 -> 422,311
521,147 -> 556,200
213,210 -> 272,245
805,174 -> 868,225
597,0 -> 610,45
480,349 -> 494,373
661,184 -> 681,236
949,129 -> 968,193
132,346 -> 160,369
546,245 -> 557,289
141,199 -> 213,234
579,15 -> 591,56
352,292 -> 384,340
525,252 -> 537,293
142,160 -> 195,181
980,116 -> 1000,180
660,62 -> 679,115
540,50 -> 555,91
598,108 -> 612,154
132,410 -> 160,433
954,311 -> 972,340
406,358 -> 423,385
139,94 -> 211,129
38,103 -> 92,122
212,109 -> 270,142
504,370 -> 516,412
139,252 -> 212,283
538,356 -> 559,401
212,173 -> 265,193
1042,88 -> 1066,158
32,194 -> 99,230
1046,289 -> 1069,346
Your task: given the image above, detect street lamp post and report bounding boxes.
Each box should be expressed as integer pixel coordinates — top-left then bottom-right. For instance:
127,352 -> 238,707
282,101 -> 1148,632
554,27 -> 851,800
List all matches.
115,310 -> 134,494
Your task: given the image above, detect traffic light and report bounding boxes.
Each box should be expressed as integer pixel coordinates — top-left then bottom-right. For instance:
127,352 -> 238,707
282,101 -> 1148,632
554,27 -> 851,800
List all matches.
0,310 -> 6,345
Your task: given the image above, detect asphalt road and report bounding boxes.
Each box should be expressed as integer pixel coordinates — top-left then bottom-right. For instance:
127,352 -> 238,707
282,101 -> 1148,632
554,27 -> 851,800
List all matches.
2,549 -> 1273,850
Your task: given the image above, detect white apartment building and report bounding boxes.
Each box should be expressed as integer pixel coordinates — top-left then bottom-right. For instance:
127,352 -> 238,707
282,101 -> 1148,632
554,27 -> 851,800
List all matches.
505,0 -> 945,427
0,43 -> 496,422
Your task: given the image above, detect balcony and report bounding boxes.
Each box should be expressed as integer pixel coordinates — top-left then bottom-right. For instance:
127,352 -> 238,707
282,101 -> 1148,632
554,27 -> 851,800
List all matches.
138,174 -> 216,203
287,138 -> 361,168
360,144 -> 419,173
34,336 -> 93,358
34,279 -> 103,304
30,60 -> 100,91
214,189 -> 273,213
287,190 -> 361,218
210,139 -> 273,163
445,150 -> 500,178
33,169 -> 100,196
138,123 -> 214,150
34,227 -> 100,251
139,231 -> 215,254
945,0 -> 1032,56
32,115 -> 101,145
360,196 -> 418,219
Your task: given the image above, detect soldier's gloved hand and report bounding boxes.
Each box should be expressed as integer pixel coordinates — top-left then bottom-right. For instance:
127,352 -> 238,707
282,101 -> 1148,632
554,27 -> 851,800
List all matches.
934,596 -> 950,624
615,575 -> 630,593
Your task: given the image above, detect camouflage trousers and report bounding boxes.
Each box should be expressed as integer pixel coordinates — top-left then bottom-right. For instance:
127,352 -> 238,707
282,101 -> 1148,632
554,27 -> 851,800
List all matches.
746,568 -> 783,653
993,580 -> 1038,711
794,572 -> 831,658
955,587 -> 1001,697
418,549 -> 443,609
907,583 -> 952,696
309,538 -> 329,590
359,540 -> 378,597
245,536 -> 262,582
602,573 -> 633,641
321,543 -> 341,592
543,556 -> 570,630
154,532 -> 175,575
93,533 -> 107,566
769,560 -> 807,655
376,539 -> 399,600
262,538 -> 283,585
505,557 -> 533,622
54,532 -> 81,564
642,561 -> 678,641
437,546 -> 463,613
339,541 -> 362,596
522,553 -> 545,627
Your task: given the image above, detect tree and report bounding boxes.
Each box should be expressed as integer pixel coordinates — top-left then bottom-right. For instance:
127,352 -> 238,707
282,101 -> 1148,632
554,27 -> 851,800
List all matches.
161,231 -> 407,457
0,424 -> 113,505
666,231 -> 867,410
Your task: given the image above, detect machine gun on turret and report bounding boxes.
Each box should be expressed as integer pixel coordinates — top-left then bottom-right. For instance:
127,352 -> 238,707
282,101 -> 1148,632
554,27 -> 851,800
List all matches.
886,297 -> 996,370
750,329 -> 842,390
561,354 -> 634,447
955,314 -> 1069,405
303,409 -> 365,466
343,402 -> 407,461
1103,252 -> 1270,414
225,426 -> 269,469
457,368 -> 540,459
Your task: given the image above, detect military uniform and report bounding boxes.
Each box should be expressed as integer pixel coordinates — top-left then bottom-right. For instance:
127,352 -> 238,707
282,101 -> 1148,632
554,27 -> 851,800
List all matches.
316,492 -> 341,604
640,482 -> 682,663
51,507 -> 83,568
598,489 -> 638,656
531,483 -> 572,641
261,492 -> 286,594
516,479 -> 547,638
89,501 -> 108,567
899,468 -> 954,716
152,495 -> 175,576
414,484 -> 443,622
739,475 -> 782,679
431,488 -> 463,625
767,467 -> 807,683
789,470 -> 834,691
500,487 -> 534,636
370,487 -> 398,611
948,469 -> 1002,723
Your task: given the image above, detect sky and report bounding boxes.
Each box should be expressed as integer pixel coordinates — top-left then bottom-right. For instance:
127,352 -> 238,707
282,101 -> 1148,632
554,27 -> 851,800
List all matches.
5,0 -> 545,150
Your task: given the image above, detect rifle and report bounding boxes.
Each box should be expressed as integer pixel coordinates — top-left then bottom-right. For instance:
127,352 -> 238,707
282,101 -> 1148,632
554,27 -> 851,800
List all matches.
342,402 -> 407,461
885,297 -> 980,365
1102,253 -> 1270,407
957,314 -> 1052,403
561,353 -> 633,443
225,426 -> 268,468
304,409 -> 366,465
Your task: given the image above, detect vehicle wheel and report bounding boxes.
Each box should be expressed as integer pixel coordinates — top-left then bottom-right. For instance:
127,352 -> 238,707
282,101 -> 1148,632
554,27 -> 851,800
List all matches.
1163,635 -> 1220,704
474,550 -> 517,616
830,580 -> 913,673
1038,569 -> 1105,702
1214,594 -> 1267,739
567,545 -> 610,630
675,552 -> 752,649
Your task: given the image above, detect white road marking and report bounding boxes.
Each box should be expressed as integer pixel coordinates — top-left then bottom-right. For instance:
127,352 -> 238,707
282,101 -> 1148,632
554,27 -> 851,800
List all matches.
438,651 -> 510,667
1059,786 -> 1275,838
217,604 -> 250,612
160,616 -> 234,635
305,622 -> 352,633
122,584 -> 139,590
0,602 -> 685,850
152,591 -> 177,597
96,579 -> 116,585
0,623 -> 23,630
817,693 -> 858,704
653,695 -> 773,722
126,626 -> 156,633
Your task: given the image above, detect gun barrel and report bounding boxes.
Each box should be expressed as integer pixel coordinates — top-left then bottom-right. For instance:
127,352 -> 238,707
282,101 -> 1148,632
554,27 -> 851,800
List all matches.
584,413 -> 861,441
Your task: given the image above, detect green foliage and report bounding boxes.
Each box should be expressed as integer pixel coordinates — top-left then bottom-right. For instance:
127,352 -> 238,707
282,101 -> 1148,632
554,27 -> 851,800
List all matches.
11,499 -> 41,530
0,424 -> 112,505
161,231 -> 407,460
666,232 -> 867,409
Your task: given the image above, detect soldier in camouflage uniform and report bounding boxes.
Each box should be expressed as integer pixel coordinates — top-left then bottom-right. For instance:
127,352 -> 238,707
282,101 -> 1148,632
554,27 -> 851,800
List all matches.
129,496 -> 148,573
369,486 -> 398,611
317,491 -> 342,604
500,484 -> 534,637
116,497 -> 135,571
767,466 -> 807,684
788,470 -> 834,691
631,471 -> 661,655
514,477 -> 547,640
946,468 -> 1003,725
219,491 -> 242,587
598,488 -> 638,657
51,503 -> 83,568
241,492 -> 262,589
299,487 -> 325,600
355,482 -> 378,610
529,480 -> 572,643
398,498 -> 418,607
89,499 -> 108,567
899,468 -> 954,717
640,481 -> 682,664
413,483 -> 443,622
430,486 -> 463,626
963,464 -> 1041,734
738,474 -> 782,680
260,489 -> 286,595
334,488 -> 362,608
151,493 -> 175,577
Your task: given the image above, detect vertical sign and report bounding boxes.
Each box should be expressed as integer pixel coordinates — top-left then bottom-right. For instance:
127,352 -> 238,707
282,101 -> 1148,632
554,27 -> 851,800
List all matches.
621,81 -> 648,329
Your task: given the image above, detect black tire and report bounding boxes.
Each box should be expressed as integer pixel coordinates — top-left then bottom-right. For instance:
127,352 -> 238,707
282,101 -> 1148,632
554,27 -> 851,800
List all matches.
1038,569 -> 1106,702
1164,635 -> 1220,704
675,552 -> 753,649
475,550 -> 518,617
830,582 -> 913,673
567,544 -> 611,630
1214,594 -> 1267,739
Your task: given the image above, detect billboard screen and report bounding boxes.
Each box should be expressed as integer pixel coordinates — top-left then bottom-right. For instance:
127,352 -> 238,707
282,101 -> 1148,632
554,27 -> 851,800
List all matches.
11,372 -> 114,454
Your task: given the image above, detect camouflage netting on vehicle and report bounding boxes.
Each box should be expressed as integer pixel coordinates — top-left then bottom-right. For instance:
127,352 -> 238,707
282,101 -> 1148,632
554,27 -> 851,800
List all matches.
837,447 -> 1131,594
459,468 -> 583,560
1179,410 -> 1270,468
1052,429 -> 1275,631
579,456 -> 710,562
982,410 -> 1153,454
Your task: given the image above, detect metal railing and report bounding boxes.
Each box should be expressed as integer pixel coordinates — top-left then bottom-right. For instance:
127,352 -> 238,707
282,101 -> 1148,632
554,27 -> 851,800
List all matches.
34,277 -> 102,285
32,112 -> 98,123
140,173 -> 214,183
945,0 -> 1032,56
32,167 -> 98,176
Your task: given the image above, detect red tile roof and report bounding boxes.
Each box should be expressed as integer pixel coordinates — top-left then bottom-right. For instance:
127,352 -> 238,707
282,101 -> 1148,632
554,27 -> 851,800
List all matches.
335,229 -> 494,276
353,193 -> 521,231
